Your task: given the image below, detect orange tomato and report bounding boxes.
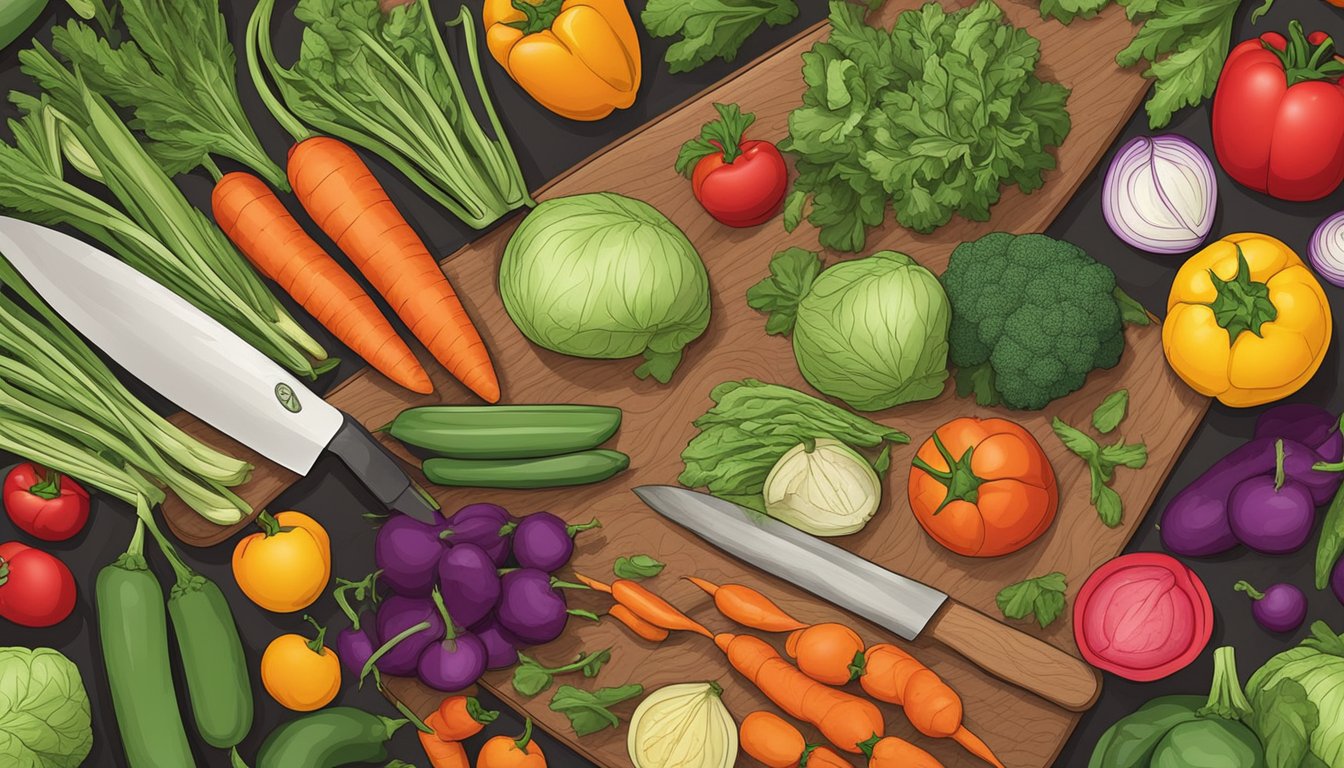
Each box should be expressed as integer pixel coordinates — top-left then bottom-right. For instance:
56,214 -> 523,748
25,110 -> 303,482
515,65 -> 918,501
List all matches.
907,417 -> 1057,557
478,719 -> 546,768
232,510 -> 331,612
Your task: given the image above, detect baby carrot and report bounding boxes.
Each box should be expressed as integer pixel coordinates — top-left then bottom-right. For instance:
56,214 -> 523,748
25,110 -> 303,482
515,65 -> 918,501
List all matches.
807,746 -> 855,767
740,711 -> 807,767
785,623 -> 866,685
434,695 -> 498,741
685,577 -> 808,632
574,573 -> 713,638
716,633 -> 882,754
860,735 -> 943,768
609,604 -> 669,642
418,720 -> 469,768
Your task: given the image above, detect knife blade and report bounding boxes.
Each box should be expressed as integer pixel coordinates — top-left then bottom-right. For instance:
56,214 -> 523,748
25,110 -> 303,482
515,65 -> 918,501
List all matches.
636,485 -> 1102,712
0,216 -> 438,524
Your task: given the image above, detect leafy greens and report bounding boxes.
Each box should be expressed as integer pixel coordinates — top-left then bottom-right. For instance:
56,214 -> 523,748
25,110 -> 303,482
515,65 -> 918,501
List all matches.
782,0 -> 1071,251
996,572 -> 1068,628
250,0 -> 530,228
642,0 -> 800,73
0,647 -> 93,768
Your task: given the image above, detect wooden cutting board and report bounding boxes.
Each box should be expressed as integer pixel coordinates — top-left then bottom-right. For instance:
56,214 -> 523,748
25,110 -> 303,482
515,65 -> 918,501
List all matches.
163,2 -> 1209,765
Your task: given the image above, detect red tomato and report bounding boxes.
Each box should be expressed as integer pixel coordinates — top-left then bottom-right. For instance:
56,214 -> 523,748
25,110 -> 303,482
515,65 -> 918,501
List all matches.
0,541 -> 78,627
1212,22 -> 1344,201
4,463 -> 90,541
678,104 -> 788,227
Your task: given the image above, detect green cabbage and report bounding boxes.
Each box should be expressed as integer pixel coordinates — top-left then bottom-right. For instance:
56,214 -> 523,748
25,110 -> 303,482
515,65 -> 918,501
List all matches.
499,193 -> 711,383
747,248 -> 950,411
1246,622 -> 1344,767
0,647 -> 93,767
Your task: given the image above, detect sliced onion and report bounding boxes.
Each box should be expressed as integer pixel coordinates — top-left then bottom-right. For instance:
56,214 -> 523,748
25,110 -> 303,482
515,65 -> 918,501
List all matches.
1102,135 -> 1217,255
1310,211 -> 1344,287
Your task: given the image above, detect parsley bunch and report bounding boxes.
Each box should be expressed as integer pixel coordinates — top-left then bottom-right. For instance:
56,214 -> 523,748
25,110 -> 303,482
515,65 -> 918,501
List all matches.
781,0 -> 1071,251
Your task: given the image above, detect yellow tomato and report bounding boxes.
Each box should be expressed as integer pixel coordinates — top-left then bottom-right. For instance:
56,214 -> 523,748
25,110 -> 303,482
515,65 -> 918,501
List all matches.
261,616 -> 341,712
232,510 -> 331,613
1164,233 -> 1331,407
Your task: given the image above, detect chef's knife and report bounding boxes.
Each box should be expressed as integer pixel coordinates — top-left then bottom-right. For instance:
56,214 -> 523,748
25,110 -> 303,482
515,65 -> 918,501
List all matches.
0,216 -> 438,524
635,485 -> 1101,712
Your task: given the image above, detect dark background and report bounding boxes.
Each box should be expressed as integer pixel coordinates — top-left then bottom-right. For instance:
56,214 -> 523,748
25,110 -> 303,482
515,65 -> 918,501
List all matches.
3,0 -> 1344,765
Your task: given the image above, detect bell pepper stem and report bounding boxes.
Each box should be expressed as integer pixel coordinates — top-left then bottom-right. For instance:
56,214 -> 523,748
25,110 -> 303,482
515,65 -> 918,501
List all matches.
303,614 -> 329,655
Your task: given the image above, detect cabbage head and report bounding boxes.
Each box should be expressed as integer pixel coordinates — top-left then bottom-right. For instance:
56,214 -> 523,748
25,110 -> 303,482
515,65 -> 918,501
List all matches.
747,248 -> 950,411
499,193 -> 711,383
0,647 -> 93,768
1246,621 -> 1344,767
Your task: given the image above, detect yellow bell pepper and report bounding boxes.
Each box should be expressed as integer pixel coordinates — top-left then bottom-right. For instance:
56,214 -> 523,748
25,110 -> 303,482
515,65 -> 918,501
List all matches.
1163,232 -> 1331,407
483,0 -> 641,121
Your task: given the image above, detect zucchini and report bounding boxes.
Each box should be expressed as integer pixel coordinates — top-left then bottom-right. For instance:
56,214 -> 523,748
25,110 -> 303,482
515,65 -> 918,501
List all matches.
387,404 -> 621,459
424,449 -> 630,489
169,574 -> 253,748
96,521 -> 196,767
253,707 -> 408,767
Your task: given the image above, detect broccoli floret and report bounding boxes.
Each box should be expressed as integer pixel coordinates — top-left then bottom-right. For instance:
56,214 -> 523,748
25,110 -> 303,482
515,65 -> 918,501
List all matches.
940,233 -> 1142,410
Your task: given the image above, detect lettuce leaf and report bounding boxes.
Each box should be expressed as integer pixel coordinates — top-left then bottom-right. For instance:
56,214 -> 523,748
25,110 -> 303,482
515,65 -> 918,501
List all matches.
0,648 -> 93,768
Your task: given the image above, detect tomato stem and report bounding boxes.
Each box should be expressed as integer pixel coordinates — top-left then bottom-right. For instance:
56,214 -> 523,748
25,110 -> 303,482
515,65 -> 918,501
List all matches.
303,614 -> 329,655
514,717 -> 535,752
911,432 -> 982,514
0,557 -> 8,587
28,466 -> 62,500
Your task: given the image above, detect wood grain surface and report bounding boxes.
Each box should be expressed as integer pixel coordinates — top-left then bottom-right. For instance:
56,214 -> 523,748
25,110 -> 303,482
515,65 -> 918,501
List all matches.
161,2 -> 1210,766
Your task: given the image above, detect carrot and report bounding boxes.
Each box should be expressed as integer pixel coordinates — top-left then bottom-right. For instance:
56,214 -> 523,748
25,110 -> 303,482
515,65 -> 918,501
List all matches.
609,604 -> 669,642
211,171 -> 433,394
574,573 -> 713,638
716,633 -> 882,754
860,736 -> 943,768
859,644 -> 1004,768
805,746 -> 855,768
478,718 -> 546,768
785,623 -> 866,685
434,695 -> 498,740
685,577 -> 808,632
741,711 -> 808,767
286,137 -> 499,402
418,728 -> 469,768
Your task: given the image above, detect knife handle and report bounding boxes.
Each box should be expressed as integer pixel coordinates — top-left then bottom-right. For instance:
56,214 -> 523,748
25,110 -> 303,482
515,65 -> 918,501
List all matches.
326,414 -> 441,523
925,600 -> 1101,712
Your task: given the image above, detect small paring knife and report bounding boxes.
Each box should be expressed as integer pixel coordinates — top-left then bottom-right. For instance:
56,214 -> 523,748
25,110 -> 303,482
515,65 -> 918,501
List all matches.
634,485 -> 1101,712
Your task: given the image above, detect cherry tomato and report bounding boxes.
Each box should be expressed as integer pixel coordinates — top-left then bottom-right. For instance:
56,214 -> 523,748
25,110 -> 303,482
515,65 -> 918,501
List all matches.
0,541 -> 77,627
4,463 -> 90,541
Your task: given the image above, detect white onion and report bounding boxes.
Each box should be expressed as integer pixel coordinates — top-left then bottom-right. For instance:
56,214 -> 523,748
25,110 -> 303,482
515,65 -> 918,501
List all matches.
1102,135 -> 1217,255
1310,211 -> 1344,287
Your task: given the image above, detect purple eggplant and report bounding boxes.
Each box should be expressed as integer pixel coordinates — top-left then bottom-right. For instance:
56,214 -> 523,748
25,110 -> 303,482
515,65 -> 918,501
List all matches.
1228,441 -> 1317,554
1162,430 -> 1344,556
441,503 -> 513,565
497,568 -> 598,645
376,514 -> 446,596
510,513 -> 601,572
471,617 -> 521,669
438,543 -> 501,628
416,589 -> 488,691
331,572 -> 383,676
1235,580 -> 1307,633
336,618 -> 379,677
1254,404 -> 1340,447
373,594 -> 445,676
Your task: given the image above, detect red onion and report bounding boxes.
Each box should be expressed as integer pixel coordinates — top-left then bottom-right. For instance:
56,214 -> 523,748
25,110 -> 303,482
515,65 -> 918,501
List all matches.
1102,135 -> 1217,255
1309,210 -> 1344,287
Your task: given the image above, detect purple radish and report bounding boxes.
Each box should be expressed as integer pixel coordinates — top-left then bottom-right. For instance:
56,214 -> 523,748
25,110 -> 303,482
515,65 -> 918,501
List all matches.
1228,441 -> 1316,554
441,503 -> 513,565
417,590 -> 488,691
497,568 -> 599,645
437,543 -> 501,628
331,572 -> 383,676
336,619 -> 378,677
371,594 -> 445,676
471,617 -> 521,669
510,513 -> 601,572
1235,580 -> 1307,633
376,514 -> 446,596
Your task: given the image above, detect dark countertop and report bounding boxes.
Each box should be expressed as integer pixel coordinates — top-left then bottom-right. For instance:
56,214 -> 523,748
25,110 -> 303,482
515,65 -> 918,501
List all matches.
3,0 -> 1343,766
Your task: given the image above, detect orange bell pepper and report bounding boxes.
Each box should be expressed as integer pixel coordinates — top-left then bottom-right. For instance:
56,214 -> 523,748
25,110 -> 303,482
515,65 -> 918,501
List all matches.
483,0 -> 641,121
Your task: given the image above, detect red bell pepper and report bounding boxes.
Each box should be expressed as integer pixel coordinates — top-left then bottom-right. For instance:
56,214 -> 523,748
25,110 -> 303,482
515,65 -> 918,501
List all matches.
675,103 -> 788,228
3,463 -> 89,541
1212,21 -> 1344,201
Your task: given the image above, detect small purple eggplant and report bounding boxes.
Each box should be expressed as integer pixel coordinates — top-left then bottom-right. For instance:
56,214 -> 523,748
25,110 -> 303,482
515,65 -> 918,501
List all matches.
1228,441 -> 1317,555
331,572 -> 383,676
1235,581 -> 1307,633
438,543 -> 501,628
417,589 -> 488,691
441,503 -> 513,565
471,617 -> 521,669
497,568 -> 598,645
510,513 -> 601,572
336,618 -> 378,677
373,594 -> 445,676
376,514 -> 446,596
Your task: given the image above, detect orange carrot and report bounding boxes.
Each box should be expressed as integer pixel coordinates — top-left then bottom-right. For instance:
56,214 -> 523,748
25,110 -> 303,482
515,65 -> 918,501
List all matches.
478,718 -> 546,768
860,736 -> 943,768
434,695 -> 498,740
287,137 -> 500,403
806,747 -> 856,767
609,604 -> 669,642
785,623 -> 866,685
686,577 -> 808,632
716,633 -> 882,754
740,711 -> 808,767
574,573 -> 713,638
859,644 -> 1004,768
212,171 -> 432,394
417,722 -> 469,768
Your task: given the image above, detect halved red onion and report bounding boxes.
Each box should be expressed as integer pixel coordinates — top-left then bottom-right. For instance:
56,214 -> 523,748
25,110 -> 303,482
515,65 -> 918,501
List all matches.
1102,135 -> 1217,255
1309,211 -> 1344,287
